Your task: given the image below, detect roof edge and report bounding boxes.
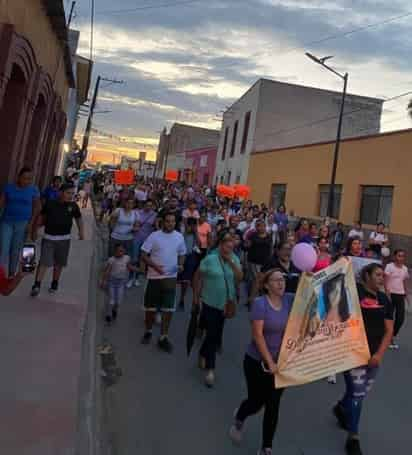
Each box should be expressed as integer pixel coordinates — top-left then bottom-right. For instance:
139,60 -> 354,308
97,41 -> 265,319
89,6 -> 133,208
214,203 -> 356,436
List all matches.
252,128 -> 412,156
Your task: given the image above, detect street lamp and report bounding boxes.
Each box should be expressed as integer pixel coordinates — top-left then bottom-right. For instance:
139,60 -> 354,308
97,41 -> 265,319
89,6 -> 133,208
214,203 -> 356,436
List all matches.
305,52 -> 348,219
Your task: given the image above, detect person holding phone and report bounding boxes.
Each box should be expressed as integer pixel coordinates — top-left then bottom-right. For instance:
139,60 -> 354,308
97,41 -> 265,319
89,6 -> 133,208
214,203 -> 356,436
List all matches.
229,269 -> 293,455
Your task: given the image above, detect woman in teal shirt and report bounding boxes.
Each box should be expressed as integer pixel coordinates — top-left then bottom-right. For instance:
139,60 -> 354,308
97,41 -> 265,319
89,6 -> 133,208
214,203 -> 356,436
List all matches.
193,230 -> 243,388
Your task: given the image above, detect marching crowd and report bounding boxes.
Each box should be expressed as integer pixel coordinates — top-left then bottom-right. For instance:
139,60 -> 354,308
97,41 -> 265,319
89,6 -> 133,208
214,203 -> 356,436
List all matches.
93,173 -> 408,455
0,168 -> 409,455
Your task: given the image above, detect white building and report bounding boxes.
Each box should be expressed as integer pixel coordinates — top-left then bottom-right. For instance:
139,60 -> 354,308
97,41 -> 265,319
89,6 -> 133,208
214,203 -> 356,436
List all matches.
215,79 -> 383,185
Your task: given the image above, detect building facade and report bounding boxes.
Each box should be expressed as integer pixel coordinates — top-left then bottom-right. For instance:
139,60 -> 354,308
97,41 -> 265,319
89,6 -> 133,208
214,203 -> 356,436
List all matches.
215,79 -> 383,185
0,0 -> 75,187
177,146 -> 217,186
247,128 -> 412,236
156,123 -> 220,178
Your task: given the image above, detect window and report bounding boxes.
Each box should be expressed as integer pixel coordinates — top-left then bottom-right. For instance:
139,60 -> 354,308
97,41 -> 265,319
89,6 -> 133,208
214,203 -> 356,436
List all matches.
241,111 -> 251,154
227,171 -> 232,185
203,173 -> 209,185
271,184 -> 287,210
220,175 -> 224,184
200,155 -> 208,167
230,121 -> 238,157
319,184 -> 342,219
221,127 -> 229,161
215,175 -> 219,185
235,175 -> 241,184
360,186 -> 393,226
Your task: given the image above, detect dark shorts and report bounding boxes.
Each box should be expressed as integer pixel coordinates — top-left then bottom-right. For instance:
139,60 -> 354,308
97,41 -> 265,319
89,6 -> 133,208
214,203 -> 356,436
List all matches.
144,278 -> 177,313
39,239 -> 71,267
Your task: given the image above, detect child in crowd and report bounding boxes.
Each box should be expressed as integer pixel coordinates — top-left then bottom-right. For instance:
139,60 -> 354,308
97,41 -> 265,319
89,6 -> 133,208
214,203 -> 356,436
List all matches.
100,243 -> 138,324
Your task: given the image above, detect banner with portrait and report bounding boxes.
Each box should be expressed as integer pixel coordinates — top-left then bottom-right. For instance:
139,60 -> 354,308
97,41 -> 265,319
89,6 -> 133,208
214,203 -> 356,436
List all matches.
276,258 -> 370,388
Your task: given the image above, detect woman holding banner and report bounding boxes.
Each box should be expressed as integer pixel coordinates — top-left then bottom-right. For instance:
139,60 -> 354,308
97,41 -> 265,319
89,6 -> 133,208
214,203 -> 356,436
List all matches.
229,269 -> 293,455
333,263 -> 394,455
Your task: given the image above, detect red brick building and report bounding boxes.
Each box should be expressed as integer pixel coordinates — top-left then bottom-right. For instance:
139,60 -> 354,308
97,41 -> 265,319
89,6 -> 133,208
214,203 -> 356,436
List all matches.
0,1 -> 75,187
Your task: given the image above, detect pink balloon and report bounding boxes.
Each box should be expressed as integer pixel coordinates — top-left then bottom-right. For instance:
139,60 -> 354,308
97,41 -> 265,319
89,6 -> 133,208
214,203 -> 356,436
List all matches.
291,243 -> 318,272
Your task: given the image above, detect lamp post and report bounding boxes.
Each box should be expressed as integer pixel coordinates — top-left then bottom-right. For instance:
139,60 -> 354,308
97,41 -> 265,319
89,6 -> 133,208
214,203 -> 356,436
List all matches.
305,52 -> 348,219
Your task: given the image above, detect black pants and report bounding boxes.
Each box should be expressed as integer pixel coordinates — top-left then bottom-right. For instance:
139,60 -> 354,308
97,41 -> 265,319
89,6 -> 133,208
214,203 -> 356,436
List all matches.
199,304 -> 225,370
391,293 -> 406,337
237,355 -> 284,449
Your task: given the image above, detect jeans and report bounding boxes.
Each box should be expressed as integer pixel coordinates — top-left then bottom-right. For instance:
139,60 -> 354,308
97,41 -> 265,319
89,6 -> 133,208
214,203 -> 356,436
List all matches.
106,278 -> 126,316
199,304 -> 225,370
340,366 -> 379,434
391,293 -> 406,337
0,220 -> 28,276
236,355 -> 284,449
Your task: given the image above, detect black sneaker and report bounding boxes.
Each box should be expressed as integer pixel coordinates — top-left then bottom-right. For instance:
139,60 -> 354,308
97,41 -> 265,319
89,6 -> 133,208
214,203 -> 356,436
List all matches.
333,403 -> 348,430
48,281 -> 59,294
345,438 -> 363,455
112,306 -> 118,321
30,284 -> 40,297
141,332 -> 153,345
158,337 -> 173,353
105,315 -> 112,325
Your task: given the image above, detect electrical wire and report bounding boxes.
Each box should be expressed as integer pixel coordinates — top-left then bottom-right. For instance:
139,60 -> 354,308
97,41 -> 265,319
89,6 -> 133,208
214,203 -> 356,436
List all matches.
90,0 -> 95,62
96,0 -> 199,15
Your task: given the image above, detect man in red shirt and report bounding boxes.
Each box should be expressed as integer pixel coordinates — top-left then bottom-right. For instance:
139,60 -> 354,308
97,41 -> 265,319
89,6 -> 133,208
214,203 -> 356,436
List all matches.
0,265 -> 27,295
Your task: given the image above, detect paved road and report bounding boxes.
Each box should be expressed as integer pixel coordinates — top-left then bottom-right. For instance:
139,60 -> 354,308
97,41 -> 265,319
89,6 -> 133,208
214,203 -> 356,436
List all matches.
103,284 -> 412,455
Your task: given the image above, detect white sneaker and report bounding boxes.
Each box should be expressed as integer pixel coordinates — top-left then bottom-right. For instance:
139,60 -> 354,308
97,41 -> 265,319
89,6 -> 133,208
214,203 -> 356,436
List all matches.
327,374 -> 337,384
205,370 -> 215,388
126,279 -> 134,289
389,342 -> 399,350
134,278 -> 142,287
229,409 -> 243,445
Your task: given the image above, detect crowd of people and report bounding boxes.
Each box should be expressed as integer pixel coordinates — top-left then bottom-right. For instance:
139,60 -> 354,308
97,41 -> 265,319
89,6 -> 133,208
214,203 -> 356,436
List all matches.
0,168 -> 409,455
92,174 -> 409,455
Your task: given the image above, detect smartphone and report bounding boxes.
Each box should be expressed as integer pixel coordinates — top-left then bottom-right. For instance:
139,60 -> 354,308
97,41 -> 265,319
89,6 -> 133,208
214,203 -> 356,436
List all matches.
22,244 -> 36,272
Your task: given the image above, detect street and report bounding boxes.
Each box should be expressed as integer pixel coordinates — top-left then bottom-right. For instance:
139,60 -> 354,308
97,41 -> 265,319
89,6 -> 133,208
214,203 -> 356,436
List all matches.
103,284 -> 412,455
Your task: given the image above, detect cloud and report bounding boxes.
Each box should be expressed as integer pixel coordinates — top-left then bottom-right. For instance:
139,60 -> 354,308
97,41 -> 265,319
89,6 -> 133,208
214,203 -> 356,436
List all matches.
72,0 -> 412,154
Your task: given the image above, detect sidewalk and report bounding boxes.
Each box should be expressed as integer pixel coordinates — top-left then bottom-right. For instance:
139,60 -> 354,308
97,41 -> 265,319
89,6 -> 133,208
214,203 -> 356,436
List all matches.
0,209 -> 96,455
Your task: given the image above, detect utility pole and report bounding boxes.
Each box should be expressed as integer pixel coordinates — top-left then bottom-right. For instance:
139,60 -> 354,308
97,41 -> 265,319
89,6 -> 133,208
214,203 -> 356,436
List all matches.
80,76 -> 124,164
67,1 -> 76,27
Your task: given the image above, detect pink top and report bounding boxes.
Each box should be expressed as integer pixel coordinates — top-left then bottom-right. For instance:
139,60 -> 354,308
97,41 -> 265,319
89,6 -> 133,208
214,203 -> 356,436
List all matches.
384,263 -> 409,295
313,256 -> 332,273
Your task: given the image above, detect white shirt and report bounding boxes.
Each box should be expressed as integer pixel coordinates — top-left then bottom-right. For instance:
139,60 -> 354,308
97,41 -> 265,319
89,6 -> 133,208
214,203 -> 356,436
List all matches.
111,209 -> 137,241
108,255 -> 130,280
135,189 -> 148,202
370,231 -> 387,245
267,223 -> 279,245
141,230 -> 186,279
384,262 -> 409,295
348,229 -> 364,240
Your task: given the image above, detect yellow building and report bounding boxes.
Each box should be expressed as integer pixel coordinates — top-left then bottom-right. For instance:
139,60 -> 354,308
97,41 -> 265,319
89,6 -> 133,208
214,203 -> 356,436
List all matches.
248,128 -> 412,235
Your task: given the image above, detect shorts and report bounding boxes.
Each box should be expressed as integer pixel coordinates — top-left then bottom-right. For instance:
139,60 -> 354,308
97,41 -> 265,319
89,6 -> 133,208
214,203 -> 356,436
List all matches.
144,278 -> 177,313
247,262 -> 263,283
40,239 -> 71,267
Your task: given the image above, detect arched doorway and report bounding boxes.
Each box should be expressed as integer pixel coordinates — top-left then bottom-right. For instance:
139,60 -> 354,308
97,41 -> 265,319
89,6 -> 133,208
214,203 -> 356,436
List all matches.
24,93 -> 47,174
0,64 -> 28,184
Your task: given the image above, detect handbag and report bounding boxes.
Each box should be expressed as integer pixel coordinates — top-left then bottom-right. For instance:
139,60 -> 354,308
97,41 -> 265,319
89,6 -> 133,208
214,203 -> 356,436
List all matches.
218,256 -> 236,319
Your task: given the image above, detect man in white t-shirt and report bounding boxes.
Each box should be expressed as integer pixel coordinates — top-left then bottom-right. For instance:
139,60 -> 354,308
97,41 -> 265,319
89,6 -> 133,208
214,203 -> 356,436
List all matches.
134,184 -> 148,202
140,212 -> 186,353
369,222 -> 389,257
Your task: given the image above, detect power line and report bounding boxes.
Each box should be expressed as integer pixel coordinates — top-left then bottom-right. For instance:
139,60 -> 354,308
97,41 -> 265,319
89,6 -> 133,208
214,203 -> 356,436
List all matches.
90,0 -> 95,62
262,90 -> 412,140
96,0 -> 199,15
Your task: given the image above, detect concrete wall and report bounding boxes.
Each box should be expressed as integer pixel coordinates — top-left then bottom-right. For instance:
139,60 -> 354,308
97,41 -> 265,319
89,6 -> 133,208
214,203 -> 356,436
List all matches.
254,80 -> 382,153
157,123 -> 219,177
215,81 -> 260,185
247,128 -> 412,235
0,0 -> 70,102
216,79 -> 382,185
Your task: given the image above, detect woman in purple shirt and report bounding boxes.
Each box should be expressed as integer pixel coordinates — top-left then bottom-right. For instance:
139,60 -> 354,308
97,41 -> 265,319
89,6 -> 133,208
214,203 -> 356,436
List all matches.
229,269 -> 294,455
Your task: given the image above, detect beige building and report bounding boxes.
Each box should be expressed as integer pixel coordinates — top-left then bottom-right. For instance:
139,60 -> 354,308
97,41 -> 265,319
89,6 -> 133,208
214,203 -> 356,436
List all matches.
156,123 -> 220,178
215,79 -> 383,185
248,128 -> 412,236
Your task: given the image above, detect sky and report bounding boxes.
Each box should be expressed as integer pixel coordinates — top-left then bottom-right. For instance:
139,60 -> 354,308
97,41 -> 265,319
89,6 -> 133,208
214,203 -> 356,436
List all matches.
67,0 -> 412,161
